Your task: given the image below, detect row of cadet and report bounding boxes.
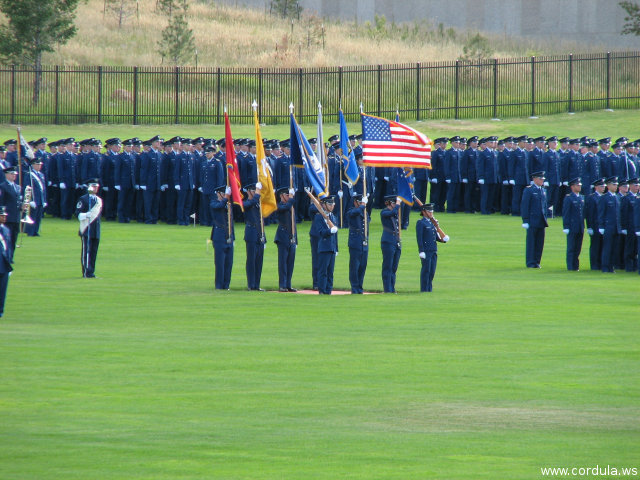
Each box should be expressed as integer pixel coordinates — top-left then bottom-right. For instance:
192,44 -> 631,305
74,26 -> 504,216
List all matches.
520,171 -> 640,275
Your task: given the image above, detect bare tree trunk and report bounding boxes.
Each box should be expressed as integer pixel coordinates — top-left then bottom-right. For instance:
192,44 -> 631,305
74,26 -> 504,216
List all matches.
32,53 -> 42,106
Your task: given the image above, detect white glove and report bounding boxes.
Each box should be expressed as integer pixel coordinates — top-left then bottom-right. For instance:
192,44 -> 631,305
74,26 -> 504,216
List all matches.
462,178 -> 468,183
598,228 -> 605,235
135,185 -> 140,190
543,182 -> 549,187
288,188 -> 295,196
78,212 -> 87,220
75,183 -> 79,189
115,185 -> 121,191
478,179 -> 485,185
587,228 -> 593,235
256,182 -> 262,190
335,251 -> 338,256
636,231 -> 640,237
621,229 -> 627,235
103,186 -> 109,191
43,203 -> 47,208
509,179 -> 515,185
59,182 -> 66,189
431,178 -> 438,184
522,223 -> 529,229
337,190 -> 343,199
384,176 -> 389,181
140,185 -> 147,191
445,179 -> 451,184
443,235 -> 450,242
563,229 -> 569,234
563,181 -> 569,186
330,226 -> 338,234
226,186 -> 232,195
47,181 -> 52,186
374,177 -> 378,181
503,180 -> 508,185
29,201 -> 36,209
361,196 -> 368,205
419,252 -> 426,259
160,185 -> 166,192
198,187 -> 203,192
175,185 -> 180,191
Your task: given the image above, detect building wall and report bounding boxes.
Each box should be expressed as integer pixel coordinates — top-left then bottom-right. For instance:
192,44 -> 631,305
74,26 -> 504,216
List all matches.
219,0 -> 638,49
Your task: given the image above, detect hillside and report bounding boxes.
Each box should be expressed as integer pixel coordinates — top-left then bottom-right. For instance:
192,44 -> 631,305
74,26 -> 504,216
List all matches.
36,0 -> 601,68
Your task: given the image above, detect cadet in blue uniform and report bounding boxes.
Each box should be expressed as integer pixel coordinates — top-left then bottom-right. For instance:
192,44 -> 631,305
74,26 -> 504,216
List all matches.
101,138 -> 120,221
57,138 -> 78,220
114,138 -> 136,223
585,178 -> 606,270
561,177 -> 585,271
139,135 -> 163,224
210,185 -> 234,290
380,194 -> 402,293
0,166 -> 21,262
243,183 -> 266,291
274,187 -> 297,292
444,136 -> 462,213
313,196 -> 339,295
308,201 -> 320,290
174,139 -> 196,226
478,136 -> 499,214
416,203 -> 449,292
75,179 -> 102,278
521,171 -> 548,268
198,144 -> 222,227
0,206 -> 13,317
24,158 -> 46,236
510,136 -> 529,215
597,176 -> 621,273
347,194 -> 369,294
621,177 -> 639,272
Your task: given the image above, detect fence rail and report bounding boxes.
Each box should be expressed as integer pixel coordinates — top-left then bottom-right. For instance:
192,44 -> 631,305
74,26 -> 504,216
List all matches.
1,51 -> 639,125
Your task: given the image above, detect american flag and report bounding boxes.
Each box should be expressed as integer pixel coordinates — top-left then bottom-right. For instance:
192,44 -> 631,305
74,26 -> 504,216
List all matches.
361,114 -> 431,168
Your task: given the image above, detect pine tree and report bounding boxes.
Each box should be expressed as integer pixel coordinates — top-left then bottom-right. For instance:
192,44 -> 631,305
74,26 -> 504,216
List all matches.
158,12 -> 196,65
620,1 -> 640,36
270,0 -> 302,19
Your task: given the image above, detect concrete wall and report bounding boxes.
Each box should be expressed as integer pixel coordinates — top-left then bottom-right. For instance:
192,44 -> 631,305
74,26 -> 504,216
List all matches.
218,0 -> 639,49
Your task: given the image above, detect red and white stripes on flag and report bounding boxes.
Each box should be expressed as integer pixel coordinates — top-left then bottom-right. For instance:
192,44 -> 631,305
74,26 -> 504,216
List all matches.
360,113 -> 431,168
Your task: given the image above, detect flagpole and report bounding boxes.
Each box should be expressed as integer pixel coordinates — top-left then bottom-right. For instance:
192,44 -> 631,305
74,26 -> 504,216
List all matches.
338,108 -> 344,228
359,102 -> 368,244
289,103 -> 296,243
318,102 -> 329,193
224,105 -> 233,243
252,100 -> 266,242
16,126 -> 23,193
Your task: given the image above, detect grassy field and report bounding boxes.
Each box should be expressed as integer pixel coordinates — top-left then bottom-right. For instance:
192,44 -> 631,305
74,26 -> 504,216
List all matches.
1,110 -> 639,479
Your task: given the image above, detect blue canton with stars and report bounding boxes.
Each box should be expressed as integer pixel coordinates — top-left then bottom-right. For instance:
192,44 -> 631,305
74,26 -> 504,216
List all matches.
362,115 -> 392,141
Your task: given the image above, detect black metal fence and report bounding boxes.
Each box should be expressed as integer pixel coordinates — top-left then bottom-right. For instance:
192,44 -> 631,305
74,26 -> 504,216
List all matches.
1,51 -> 639,125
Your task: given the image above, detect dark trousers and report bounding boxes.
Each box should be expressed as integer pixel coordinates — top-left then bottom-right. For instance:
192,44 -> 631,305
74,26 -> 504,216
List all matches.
373,178 -> 386,209
381,241 -> 401,293
143,190 -> 160,224
0,272 -> 9,315
163,188 -> 177,223
430,181 -> 447,212
500,183 -> 512,214
615,233 -> 626,270
277,242 -> 296,289
420,251 -> 437,292
104,188 -> 118,220
80,236 -> 99,277
446,182 -> 460,212
601,231 -> 618,272
566,231 -> 584,271
59,187 -> 74,219
400,203 -> 410,229
317,251 -> 336,294
117,187 -> 134,222
135,188 -> 145,222
624,233 -> 637,272
6,222 -> 18,263
589,231 -> 603,270
199,193 -> 213,226
176,188 -> 193,225
349,247 -> 368,294
294,191 -> 308,222
25,206 -> 43,236
310,236 -> 319,289
525,227 -> 545,267
480,183 -> 497,214
214,242 -> 233,289
512,184 -> 526,215
547,185 -> 561,217
413,179 -> 428,211
46,186 -> 60,217
245,240 -> 264,290
464,182 -> 480,213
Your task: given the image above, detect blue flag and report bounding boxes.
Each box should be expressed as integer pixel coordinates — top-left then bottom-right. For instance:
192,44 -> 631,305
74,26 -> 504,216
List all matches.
397,167 -> 415,206
339,110 -> 359,184
289,113 -> 327,198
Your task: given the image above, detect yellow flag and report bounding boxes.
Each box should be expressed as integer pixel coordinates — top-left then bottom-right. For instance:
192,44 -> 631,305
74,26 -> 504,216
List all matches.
253,109 -> 277,218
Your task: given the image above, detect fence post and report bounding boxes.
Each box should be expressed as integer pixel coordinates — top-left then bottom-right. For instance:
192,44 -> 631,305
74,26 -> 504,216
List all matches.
133,66 -> 139,125
377,64 -> 382,117
299,68 -> 303,121
416,62 -> 421,121
454,60 -> 460,120
258,68 -> 263,122
606,52 -> 611,110
97,66 -> 103,123
216,67 -> 221,125
174,66 -> 179,124
55,65 -> 60,125
10,64 -> 15,125
530,56 -> 536,117
568,54 -> 573,113
338,66 -> 343,111
493,58 -> 498,119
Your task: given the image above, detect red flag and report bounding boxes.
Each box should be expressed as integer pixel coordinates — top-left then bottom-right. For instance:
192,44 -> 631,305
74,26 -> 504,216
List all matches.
224,111 -> 244,210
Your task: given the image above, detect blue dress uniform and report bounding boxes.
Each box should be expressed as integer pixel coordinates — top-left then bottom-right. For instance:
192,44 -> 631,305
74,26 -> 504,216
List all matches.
210,188 -> 234,290
444,142 -> 462,213
498,140 -> 512,214
24,163 -> 46,236
585,181 -> 605,270
114,144 -> 136,223
198,150 -> 222,227
57,141 -> 77,219
47,142 -> 61,217
140,140 -> 163,224
380,196 -> 401,293
478,142 -> 499,215
313,198 -> 339,295
528,141 -> 545,175
174,149 -> 195,226
544,145 -> 562,215
582,147 -> 601,196
461,142 -> 478,213
308,202 -> 320,290
521,173 -> 548,268
101,143 -> 120,221
620,179 -> 638,272
561,180 -> 585,271
274,189 -> 297,292
75,184 -> 102,278
429,140 -> 448,212
0,214 -> 13,317
0,167 -> 21,262
80,144 -> 101,187
412,161 -> 429,210
509,142 -> 529,215
162,142 -> 180,224
243,188 -> 266,291
597,179 -> 621,273
347,196 -> 370,294
415,205 -> 445,292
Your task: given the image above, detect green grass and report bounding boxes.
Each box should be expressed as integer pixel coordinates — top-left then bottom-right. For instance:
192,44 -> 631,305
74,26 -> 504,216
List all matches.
1,208 -> 639,479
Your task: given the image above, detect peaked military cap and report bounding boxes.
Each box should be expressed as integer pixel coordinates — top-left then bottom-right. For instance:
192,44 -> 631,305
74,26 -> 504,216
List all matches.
34,137 -> 47,145
615,137 -> 628,144
276,186 -> 290,196
384,194 -> 397,202
533,136 -> 546,142
568,177 -> 581,186
568,138 -> 580,145
321,195 -> 335,204
547,136 -> 558,142
3,139 -> 17,146
122,138 -> 134,146
105,138 -> 121,146
352,193 -> 363,202
421,203 -> 435,211
598,137 -> 611,144
3,166 -> 18,174
167,136 -> 182,144
327,134 -> 339,144
515,135 -> 528,143
629,177 -> 640,185
605,176 -> 618,184
558,137 -> 570,143
148,135 -> 161,143
0,206 -> 7,215
530,171 -> 545,179
591,178 -> 606,186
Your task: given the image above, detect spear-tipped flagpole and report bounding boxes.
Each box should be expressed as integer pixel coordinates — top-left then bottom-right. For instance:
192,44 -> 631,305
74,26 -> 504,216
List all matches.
252,99 -> 266,241
288,102 -> 296,242
359,102 -> 363,114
